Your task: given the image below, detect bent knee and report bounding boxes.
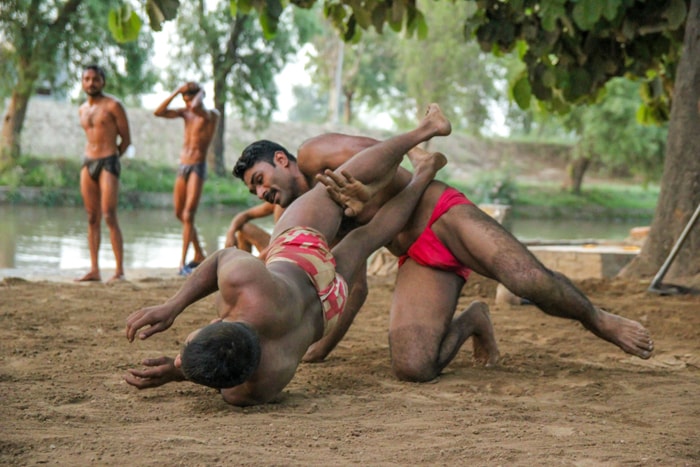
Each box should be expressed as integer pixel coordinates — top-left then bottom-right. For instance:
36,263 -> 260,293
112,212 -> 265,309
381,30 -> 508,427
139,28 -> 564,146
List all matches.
391,359 -> 439,383
389,326 -> 441,382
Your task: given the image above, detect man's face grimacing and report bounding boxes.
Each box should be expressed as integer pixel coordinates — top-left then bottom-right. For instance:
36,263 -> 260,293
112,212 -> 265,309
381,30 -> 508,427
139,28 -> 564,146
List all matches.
242,151 -> 299,208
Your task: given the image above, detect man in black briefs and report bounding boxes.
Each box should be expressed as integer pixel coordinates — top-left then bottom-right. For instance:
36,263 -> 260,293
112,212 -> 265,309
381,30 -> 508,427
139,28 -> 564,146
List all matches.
154,82 -> 219,275
77,65 -> 131,283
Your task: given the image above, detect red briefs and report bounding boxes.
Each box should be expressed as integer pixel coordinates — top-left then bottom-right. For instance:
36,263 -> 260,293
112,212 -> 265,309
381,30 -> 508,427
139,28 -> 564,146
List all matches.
265,226 -> 347,336
398,187 -> 474,280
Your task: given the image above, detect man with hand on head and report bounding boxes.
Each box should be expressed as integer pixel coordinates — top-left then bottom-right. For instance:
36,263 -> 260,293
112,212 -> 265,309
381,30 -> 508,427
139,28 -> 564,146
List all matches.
154,82 -> 219,276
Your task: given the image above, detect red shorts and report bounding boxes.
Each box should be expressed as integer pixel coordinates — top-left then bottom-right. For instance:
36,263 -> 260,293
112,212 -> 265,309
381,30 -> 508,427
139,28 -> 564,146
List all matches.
398,187 -> 473,280
266,227 -> 347,335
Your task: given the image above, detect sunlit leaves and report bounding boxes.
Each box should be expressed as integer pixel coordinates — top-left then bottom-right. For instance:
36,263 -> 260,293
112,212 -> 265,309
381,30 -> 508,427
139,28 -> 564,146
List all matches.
464,0 -> 688,118
146,0 -> 180,32
108,3 -> 141,43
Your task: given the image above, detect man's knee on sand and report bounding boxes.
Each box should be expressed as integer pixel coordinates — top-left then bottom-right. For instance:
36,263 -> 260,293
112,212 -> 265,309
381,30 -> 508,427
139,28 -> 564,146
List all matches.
389,326 -> 442,382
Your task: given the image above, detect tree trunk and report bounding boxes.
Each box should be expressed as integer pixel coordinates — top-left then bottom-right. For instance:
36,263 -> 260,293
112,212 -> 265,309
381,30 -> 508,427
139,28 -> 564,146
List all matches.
564,156 -> 591,195
343,90 -> 353,124
621,1 -> 700,279
211,82 -> 226,177
0,87 -> 32,171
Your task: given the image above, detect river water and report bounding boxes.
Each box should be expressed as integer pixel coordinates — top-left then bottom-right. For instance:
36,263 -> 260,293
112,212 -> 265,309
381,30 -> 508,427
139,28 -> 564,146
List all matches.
0,205 -> 649,278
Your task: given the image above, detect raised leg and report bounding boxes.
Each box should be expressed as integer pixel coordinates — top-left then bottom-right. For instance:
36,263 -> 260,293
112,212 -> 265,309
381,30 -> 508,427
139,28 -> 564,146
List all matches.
273,104 -> 451,243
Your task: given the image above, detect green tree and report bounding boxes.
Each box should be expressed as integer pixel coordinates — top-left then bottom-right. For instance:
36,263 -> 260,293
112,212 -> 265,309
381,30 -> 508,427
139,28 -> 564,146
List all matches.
162,1 -> 313,175
394,0 -> 503,134
304,10 -> 399,125
288,84 -> 328,123
568,78 -> 667,193
0,0 -> 156,170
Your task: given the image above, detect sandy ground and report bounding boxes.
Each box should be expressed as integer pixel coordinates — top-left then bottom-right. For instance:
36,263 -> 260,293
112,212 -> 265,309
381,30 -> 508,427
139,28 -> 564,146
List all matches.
1,271 -> 699,466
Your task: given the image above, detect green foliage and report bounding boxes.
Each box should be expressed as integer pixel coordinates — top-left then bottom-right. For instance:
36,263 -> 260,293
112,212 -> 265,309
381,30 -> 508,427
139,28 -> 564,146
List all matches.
392,0 -> 505,134
164,2 -> 302,125
466,0 -> 686,118
570,78 -> 667,183
0,155 -> 254,207
111,0 -> 686,127
515,181 -> 660,213
288,84 -> 329,122
0,156 -> 80,188
444,176 -> 658,218
146,0 -> 180,31
108,3 -> 142,43
460,170 -> 518,206
119,159 -> 175,193
1,0 -> 157,101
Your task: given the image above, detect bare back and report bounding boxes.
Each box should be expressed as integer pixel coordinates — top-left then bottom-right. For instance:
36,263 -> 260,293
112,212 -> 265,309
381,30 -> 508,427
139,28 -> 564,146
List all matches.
215,249 -> 323,403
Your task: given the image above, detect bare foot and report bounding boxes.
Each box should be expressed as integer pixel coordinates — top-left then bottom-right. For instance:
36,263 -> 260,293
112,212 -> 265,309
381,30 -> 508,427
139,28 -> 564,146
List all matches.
106,273 -> 125,284
495,283 -> 524,306
461,301 -> 500,367
590,308 -> 654,359
421,103 -> 452,138
407,147 -> 448,178
75,271 -> 101,282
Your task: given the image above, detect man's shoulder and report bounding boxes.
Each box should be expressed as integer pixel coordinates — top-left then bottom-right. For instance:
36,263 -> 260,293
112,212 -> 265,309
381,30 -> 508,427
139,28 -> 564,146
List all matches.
99,94 -> 126,111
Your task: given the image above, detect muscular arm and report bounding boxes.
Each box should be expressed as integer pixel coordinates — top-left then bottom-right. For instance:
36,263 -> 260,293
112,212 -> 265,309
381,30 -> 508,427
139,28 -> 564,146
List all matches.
113,100 -> 131,156
225,202 -> 276,248
125,250 -> 225,342
297,133 -> 380,176
153,85 -> 187,119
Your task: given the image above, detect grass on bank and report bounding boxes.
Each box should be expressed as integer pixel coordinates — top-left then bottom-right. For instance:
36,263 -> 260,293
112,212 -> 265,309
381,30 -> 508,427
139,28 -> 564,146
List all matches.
0,155 -> 255,207
0,155 -> 659,218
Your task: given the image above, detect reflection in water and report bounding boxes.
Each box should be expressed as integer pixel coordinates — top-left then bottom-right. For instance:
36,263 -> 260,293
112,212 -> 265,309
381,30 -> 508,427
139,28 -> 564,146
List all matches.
0,205 -> 648,273
0,205 -> 272,273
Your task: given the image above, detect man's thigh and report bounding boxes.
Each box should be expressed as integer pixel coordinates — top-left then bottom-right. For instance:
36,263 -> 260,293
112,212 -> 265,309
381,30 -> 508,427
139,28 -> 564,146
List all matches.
390,260 -> 463,336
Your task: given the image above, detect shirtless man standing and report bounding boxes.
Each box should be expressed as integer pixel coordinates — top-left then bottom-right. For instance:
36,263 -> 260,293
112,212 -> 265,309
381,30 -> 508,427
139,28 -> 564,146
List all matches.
231,132 -> 654,382
154,82 -> 219,275
77,65 -> 131,283
124,105 -> 497,406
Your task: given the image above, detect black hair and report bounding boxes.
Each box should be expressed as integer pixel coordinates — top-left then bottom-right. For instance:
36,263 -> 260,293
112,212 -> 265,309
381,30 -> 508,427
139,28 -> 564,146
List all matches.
83,65 -> 106,82
180,321 -> 261,389
183,82 -> 202,95
232,140 -> 296,180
